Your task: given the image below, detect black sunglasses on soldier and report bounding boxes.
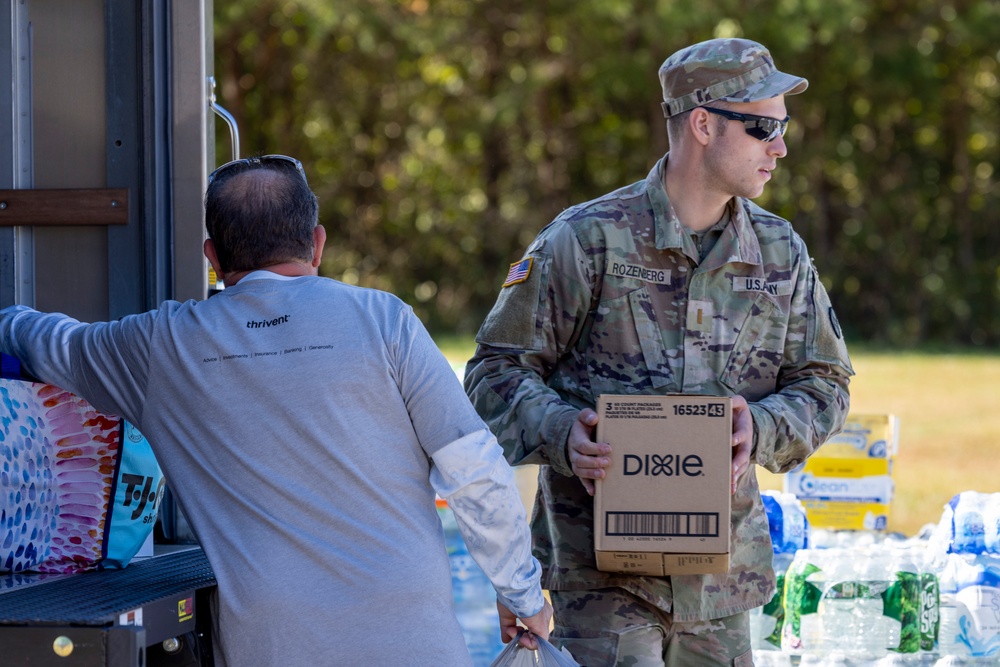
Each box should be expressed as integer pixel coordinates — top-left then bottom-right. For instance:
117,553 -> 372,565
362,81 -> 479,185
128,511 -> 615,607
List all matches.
703,107 -> 790,143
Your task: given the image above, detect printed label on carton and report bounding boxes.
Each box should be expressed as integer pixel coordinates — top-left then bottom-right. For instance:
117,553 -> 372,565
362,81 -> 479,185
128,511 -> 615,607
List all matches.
798,499 -> 890,531
787,472 -> 894,503
819,414 -> 899,459
785,413 -> 899,531
594,395 -> 732,574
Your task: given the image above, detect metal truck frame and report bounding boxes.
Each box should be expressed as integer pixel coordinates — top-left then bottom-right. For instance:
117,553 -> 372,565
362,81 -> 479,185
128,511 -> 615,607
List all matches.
0,2 -> 223,664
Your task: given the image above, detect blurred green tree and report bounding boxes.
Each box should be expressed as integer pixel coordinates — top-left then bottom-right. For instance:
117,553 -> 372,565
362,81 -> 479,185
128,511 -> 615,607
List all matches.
214,0 -> 1000,345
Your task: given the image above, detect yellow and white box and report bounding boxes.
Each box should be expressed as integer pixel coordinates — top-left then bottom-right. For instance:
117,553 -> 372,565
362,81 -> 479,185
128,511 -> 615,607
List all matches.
784,414 -> 899,531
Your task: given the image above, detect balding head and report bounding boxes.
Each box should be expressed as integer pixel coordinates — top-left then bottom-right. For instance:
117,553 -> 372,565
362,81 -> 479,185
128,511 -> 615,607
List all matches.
205,159 -> 319,274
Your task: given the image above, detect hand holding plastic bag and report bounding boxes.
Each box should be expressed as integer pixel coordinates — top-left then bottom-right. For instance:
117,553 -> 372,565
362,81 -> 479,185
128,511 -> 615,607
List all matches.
498,598 -> 553,650
489,629 -> 580,667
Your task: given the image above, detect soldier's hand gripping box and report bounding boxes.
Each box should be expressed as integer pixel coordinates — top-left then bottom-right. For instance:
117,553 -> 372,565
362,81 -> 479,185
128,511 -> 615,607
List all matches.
593,395 -> 732,576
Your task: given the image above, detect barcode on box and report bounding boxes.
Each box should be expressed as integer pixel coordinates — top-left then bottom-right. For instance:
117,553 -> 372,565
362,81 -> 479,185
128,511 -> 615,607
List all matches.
606,511 -> 720,537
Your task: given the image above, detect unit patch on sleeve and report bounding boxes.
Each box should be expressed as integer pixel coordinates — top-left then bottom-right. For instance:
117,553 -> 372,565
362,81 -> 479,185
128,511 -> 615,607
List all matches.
502,257 -> 533,288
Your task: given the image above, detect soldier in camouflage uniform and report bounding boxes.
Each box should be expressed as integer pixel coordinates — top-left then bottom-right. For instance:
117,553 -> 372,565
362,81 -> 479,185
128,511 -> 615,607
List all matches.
464,38 -> 854,666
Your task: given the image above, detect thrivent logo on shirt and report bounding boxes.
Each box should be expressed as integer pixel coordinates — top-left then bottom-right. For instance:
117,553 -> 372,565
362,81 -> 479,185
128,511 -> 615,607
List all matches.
246,314 -> 290,329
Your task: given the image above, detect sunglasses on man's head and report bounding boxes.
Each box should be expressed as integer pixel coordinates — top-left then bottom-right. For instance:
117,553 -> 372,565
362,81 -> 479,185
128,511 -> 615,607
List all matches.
208,154 -> 308,186
703,107 -> 790,143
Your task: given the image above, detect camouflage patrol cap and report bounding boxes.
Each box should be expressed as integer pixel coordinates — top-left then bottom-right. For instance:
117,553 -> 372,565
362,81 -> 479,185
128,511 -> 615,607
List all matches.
659,38 -> 808,118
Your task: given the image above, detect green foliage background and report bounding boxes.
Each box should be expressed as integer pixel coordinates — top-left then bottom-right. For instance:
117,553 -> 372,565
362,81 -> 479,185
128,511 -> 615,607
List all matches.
213,0 -> 1000,346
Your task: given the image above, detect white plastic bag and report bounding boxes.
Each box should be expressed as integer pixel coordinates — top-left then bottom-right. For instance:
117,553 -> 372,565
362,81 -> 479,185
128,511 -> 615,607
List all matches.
489,630 -> 580,667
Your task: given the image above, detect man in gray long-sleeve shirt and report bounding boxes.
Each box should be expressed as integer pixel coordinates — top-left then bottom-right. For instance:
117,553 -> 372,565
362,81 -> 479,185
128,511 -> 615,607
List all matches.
0,155 -> 551,666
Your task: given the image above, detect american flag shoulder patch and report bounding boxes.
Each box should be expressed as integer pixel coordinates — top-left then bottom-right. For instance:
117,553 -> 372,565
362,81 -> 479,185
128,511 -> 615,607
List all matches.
502,257 -> 533,288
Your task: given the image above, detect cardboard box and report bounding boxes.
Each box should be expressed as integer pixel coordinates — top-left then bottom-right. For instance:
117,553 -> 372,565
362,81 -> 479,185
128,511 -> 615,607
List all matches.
593,395 -> 732,575
784,414 -> 899,531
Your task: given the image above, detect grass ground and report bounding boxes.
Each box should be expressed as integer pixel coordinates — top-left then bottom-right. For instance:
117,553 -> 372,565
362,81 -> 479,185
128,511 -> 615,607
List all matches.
438,339 -> 1000,537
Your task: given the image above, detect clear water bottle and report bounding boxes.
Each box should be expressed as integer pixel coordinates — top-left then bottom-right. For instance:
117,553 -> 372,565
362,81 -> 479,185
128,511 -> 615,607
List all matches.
749,603 -> 764,650
818,651 -> 852,667
779,492 -> 809,552
762,492 -> 783,548
755,491 -> 808,653
936,551 -> 1000,659
749,605 -> 766,651
754,650 -> 793,667
751,551 -> 794,652
782,549 -> 825,656
950,553 -> 1000,659
762,490 -> 810,554
982,494 -> 1000,555
885,547 -> 922,654
933,658 -> 977,667
821,549 -> 858,653
937,553 -> 969,659
874,654 -> 910,666
754,494 -> 779,650
950,493 -> 986,555
856,547 -> 890,661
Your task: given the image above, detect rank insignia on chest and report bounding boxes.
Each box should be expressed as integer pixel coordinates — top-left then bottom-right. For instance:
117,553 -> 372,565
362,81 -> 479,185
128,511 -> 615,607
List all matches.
502,257 -> 533,287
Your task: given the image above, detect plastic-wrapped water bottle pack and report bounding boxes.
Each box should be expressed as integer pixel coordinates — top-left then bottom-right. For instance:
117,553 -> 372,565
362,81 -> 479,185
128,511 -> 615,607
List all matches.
750,490 -> 1000,666
931,491 -> 1000,557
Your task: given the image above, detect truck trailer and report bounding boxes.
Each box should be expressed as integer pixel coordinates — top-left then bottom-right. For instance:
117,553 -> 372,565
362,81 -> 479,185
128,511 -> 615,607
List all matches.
1,2 -> 226,664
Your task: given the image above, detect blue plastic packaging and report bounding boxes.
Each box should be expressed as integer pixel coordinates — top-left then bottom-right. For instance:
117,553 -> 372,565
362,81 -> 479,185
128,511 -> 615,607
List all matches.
438,499 -> 506,666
